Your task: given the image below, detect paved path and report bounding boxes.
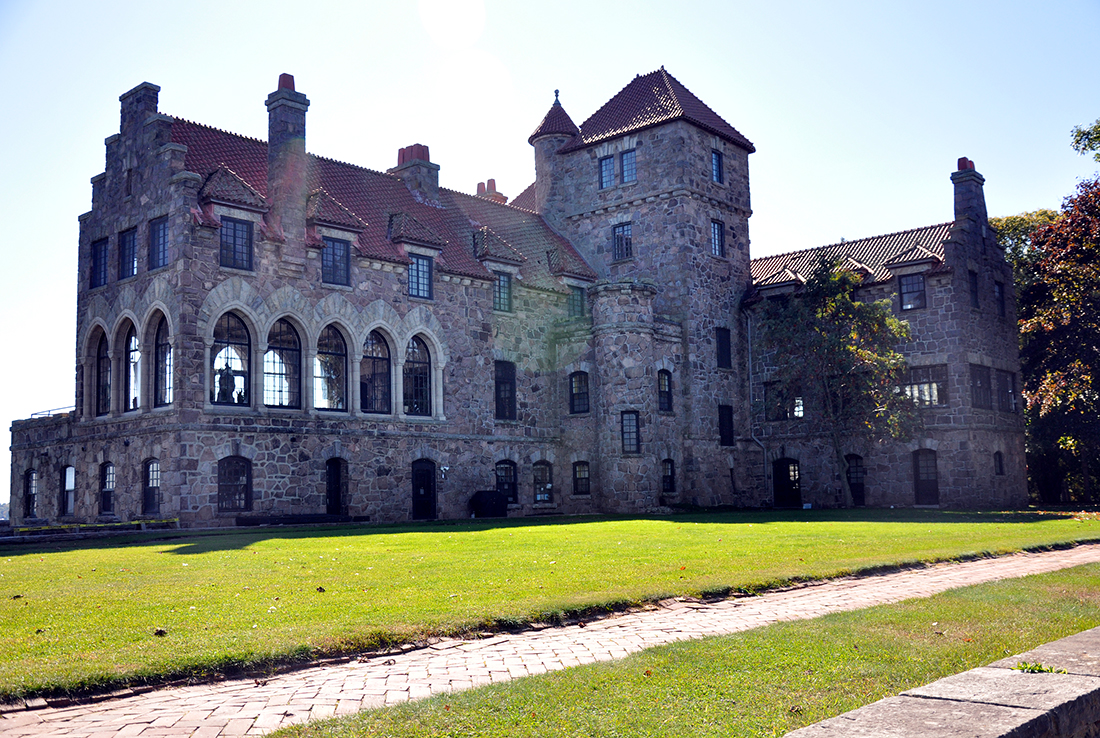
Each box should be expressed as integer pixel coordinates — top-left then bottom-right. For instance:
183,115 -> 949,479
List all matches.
5,544 -> 1100,737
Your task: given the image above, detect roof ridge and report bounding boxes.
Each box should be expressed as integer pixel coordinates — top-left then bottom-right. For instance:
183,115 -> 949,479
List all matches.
440,185 -> 538,214
750,221 -> 954,264
311,152 -> 395,179
169,116 -> 267,146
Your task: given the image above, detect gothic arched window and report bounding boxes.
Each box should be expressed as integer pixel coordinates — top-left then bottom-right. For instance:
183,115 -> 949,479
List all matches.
361,330 -> 391,414
264,319 -> 301,408
403,336 -> 431,416
211,313 -> 250,406
314,325 -> 347,411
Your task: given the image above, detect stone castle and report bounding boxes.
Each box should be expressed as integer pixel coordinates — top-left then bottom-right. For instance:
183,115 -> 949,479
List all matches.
8,69 -> 1026,527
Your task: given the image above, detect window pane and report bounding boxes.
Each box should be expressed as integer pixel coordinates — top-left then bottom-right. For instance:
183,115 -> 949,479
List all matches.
220,218 -> 253,270
403,336 -> 431,416
408,255 -> 432,298
314,326 -> 347,410
567,286 -> 586,318
572,462 -> 590,495
322,237 -> 350,285
599,157 -> 614,189
125,327 -> 141,412
495,360 -> 516,420
569,371 -> 589,414
716,327 -> 732,369
91,239 -> 109,288
493,272 -> 512,312
613,223 -> 632,261
900,274 -> 926,310
154,318 -> 173,406
212,313 -> 250,405
96,335 -> 112,416
361,331 -> 392,413
621,411 -> 640,454
119,229 -> 137,279
264,320 -> 301,407
711,221 -> 725,257
711,150 -> 723,183
621,150 -> 636,183
149,217 -> 169,270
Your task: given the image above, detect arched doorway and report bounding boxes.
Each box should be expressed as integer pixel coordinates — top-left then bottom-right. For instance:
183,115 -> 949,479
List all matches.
411,459 -> 437,520
773,458 -> 801,508
326,458 -> 347,516
845,454 -> 866,507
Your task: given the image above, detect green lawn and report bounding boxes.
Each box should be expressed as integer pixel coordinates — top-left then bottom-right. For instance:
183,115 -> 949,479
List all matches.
2,509 -> 1099,702
274,563 -> 1100,738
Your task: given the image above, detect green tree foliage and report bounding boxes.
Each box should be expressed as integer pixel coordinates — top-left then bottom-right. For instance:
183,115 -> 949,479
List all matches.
990,210 -> 1059,293
757,257 -> 919,506
1071,118 -> 1100,163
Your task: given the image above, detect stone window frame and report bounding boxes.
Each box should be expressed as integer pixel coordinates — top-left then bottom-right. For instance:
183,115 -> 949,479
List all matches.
533,461 -> 553,503
657,369 -> 673,412
211,312 -> 252,407
148,216 -> 170,271
154,316 -> 173,407
100,462 -> 115,515
905,364 -> 949,407
123,322 -> 141,413
361,330 -> 392,415
970,364 -> 993,410
711,150 -> 724,184
321,236 -> 351,286
263,318 -> 302,409
96,333 -> 112,416
621,411 -> 641,455
567,285 -> 587,318
118,228 -> 138,281
572,462 -> 591,496
59,466 -> 76,517
219,217 -> 254,271
402,335 -> 433,417
711,220 -> 726,258
143,458 -> 161,515
899,274 -> 926,311
718,404 -> 735,446
598,156 -> 615,190
408,254 -> 433,300
612,222 -> 633,262
661,459 -> 676,495
91,238 -> 109,289
314,324 -> 349,412
494,360 -> 517,421
493,271 -> 513,312
24,469 -> 38,519
495,460 -> 518,504
621,149 -> 637,184
217,455 -> 253,513
568,371 -> 590,414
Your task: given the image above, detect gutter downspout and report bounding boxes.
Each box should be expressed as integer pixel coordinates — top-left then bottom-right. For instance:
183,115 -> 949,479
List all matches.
746,312 -> 768,495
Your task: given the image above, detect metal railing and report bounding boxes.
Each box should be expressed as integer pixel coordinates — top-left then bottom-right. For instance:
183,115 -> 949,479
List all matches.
29,406 -> 75,418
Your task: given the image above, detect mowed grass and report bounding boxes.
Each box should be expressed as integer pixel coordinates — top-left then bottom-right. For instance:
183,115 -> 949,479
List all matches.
2,509 -> 1099,702
274,564 -> 1100,738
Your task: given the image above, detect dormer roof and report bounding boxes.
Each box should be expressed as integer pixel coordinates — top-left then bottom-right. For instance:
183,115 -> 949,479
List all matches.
199,165 -> 267,211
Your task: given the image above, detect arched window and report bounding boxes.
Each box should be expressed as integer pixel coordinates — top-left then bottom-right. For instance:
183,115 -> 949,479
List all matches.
154,317 -> 173,407
100,462 -> 115,514
124,325 -> 141,412
495,460 -> 517,504
572,462 -> 591,496
361,330 -> 391,414
569,371 -> 589,414
96,334 -> 111,416
60,466 -> 76,516
211,313 -> 250,405
658,370 -> 673,412
218,456 -> 253,512
23,470 -> 38,519
533,461 -> 553,503
264,319 -> 301,408
314,325 -> 347,411
143,459 -> 160,514
403,336 -> 431,416
661,459 -> 676,495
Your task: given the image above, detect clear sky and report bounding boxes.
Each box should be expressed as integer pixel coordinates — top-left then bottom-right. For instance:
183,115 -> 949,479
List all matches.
1,0 -> 1098,499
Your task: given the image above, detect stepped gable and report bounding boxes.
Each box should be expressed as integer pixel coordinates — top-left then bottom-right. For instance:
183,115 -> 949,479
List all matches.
558,67 -> 755,154
510,182 -> 536,211
528,93 -> 580,144
750,222 -> 953,287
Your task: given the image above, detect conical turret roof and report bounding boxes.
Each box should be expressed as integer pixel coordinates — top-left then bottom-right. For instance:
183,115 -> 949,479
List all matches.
528,91 -> 580,144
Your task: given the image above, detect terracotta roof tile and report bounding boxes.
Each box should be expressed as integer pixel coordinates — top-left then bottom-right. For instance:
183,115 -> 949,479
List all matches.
528,96 -> 580,144
387,212 -> 447,248
474,226 -> 526,265
199,165 -> 268,210
510,182 -> 536,211
306,189 -> 367,231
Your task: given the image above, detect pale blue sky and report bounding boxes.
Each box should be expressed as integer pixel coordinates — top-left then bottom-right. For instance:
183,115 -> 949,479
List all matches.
2,0 -> 1098,497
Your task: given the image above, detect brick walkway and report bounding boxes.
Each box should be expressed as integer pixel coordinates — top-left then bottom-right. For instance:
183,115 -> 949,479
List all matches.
5,544 -> 1100,737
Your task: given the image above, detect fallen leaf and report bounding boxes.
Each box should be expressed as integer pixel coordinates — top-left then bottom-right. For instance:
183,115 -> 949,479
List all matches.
154,628 -> 167,637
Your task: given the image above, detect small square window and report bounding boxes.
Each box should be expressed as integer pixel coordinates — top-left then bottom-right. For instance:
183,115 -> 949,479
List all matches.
612,223 -> 633,261
711,220 -> 726,257
621,411 -> 640,454
900,274 -> 926,310
567,286 -> 587,318
711,150 -> 724,184
220,218 -> 253,271
408,254 -> 433,299
493,272 -> 512,312
119,229 -> 137,280
621,150 -> 636,184
91,238 -> 109,288
599,156 -> 614,189
149,217 -> 169,270
322,237 -> 350,286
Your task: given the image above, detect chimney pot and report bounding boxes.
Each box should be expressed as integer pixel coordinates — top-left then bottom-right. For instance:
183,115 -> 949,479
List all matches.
477,182 -> 486,195
278,73 -> 295,91
487,178 -> 496,192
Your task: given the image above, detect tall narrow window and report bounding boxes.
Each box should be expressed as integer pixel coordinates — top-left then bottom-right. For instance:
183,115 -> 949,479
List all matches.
264,319 -> 301,408
718,404 -> 734,446
661,459 -> 676,496
403,336 -> 432,416
154,317 -> 173,407
493,272 -> 512,312
572,462 -> 591,496
599,156 -> 614,189
91,238 -> 109,288
716,327 -> 732,369
567,286 -> 587,318
658,370 -> 673,412
711,220 -> 726,257
118,229 -> 137,280
23,470 -> 38,519
994,451 -> 1005,476
994,281 -> 1006,317
211,313 -> 250,406
149,217 -> 169,270
913,449 -> 939,505
621,150 -> 636,183
60,466 -> 75,517
533,461 -> 553,503
621,411 -> 640,454
100,462 -> 115,514
219,218 -> 253,270
968,270 -> 980,308
124,325 -> 141,412
96,334 -> 112,416
218,456 -> 253,512
314,325 -> 347,411
495,360 -> 517,420
408,254 -> 433,299
495,460 -> 517,504
568,371 -> 589,414
900,274 -> 926,310
322,237 -> 350,286
143,459 -> 160,514
612,223 -> 633,261
970,364 -> 992,409
996,370 -> 1017,413
711,150 -> 723,183
361,331 -> 391,414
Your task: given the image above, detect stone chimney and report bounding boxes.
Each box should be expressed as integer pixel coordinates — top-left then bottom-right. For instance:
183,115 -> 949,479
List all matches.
119,82 -> 161,132
266,73 -> 310,239
951,157 -> 988,227
476,178 -> 508,204
389,144 -> 440,201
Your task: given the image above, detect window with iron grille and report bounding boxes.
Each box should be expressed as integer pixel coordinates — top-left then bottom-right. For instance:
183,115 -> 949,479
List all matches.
59,466 -> 75,517
711,150 -> 724,183
154,317 -> 173,407
569,371 -> 589,414
314,325 -> 347,411
711,220 -> 726,257
716,327 -> 732,369
572,462 -> 590,496
621,411 -> 640,454
661,459 -> 676,495
149,217 -> 169,270
495,360 -> 516,420
905,364 -> 948,407
119,229 -> 137,280
96,334 -> 112,416
124,325 -> 141,412
211,313 -> 250,405
219,218 -> 253,270
493,272 -> 512,312
994,281 -> 1006,317
403,336 -> 432,416
658,370 -> 673,412
495,460 -> 517,504
718,405 -> 734,446
23,470 -> 37,519
612,223 -> 633,261
621,150 -> 636,183
533,461 -> 553,503
361,331 -> 391,414
971,364 -> 992,409
217,456 -> 252,512
899,274 -> 926,310
567,286 -> 586,318
994,451 -> 1005,476
100,462 -> 115,514
322,237 -> 350,286
91,238 -> 109,288
599,156 -> 614,189
263,319 -> 301,408
996,369 -> 1017,412
969,270 -> 979,308
143,459 -> 160,514
408,254 -> 433,299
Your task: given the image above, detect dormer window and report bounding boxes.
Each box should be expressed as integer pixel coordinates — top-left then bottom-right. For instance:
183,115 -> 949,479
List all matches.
493,271 -> 512,312
220,218 -> 253,271
408,254 -> 433,299
899,274 -> 926,310
322,237 -> 350,286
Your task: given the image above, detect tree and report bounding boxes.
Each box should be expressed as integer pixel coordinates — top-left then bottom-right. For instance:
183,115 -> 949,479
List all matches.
1019,176 -> 1100,502
1072,118 -> 1100,163
757,257 -> 920,507
990,210 -> 1059,293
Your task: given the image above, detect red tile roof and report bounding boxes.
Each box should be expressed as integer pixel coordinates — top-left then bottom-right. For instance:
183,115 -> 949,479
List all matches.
558,68 -> 755,154
510,182 -> 536,211
750,223 -> 953,288
528,96 -> 580,144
